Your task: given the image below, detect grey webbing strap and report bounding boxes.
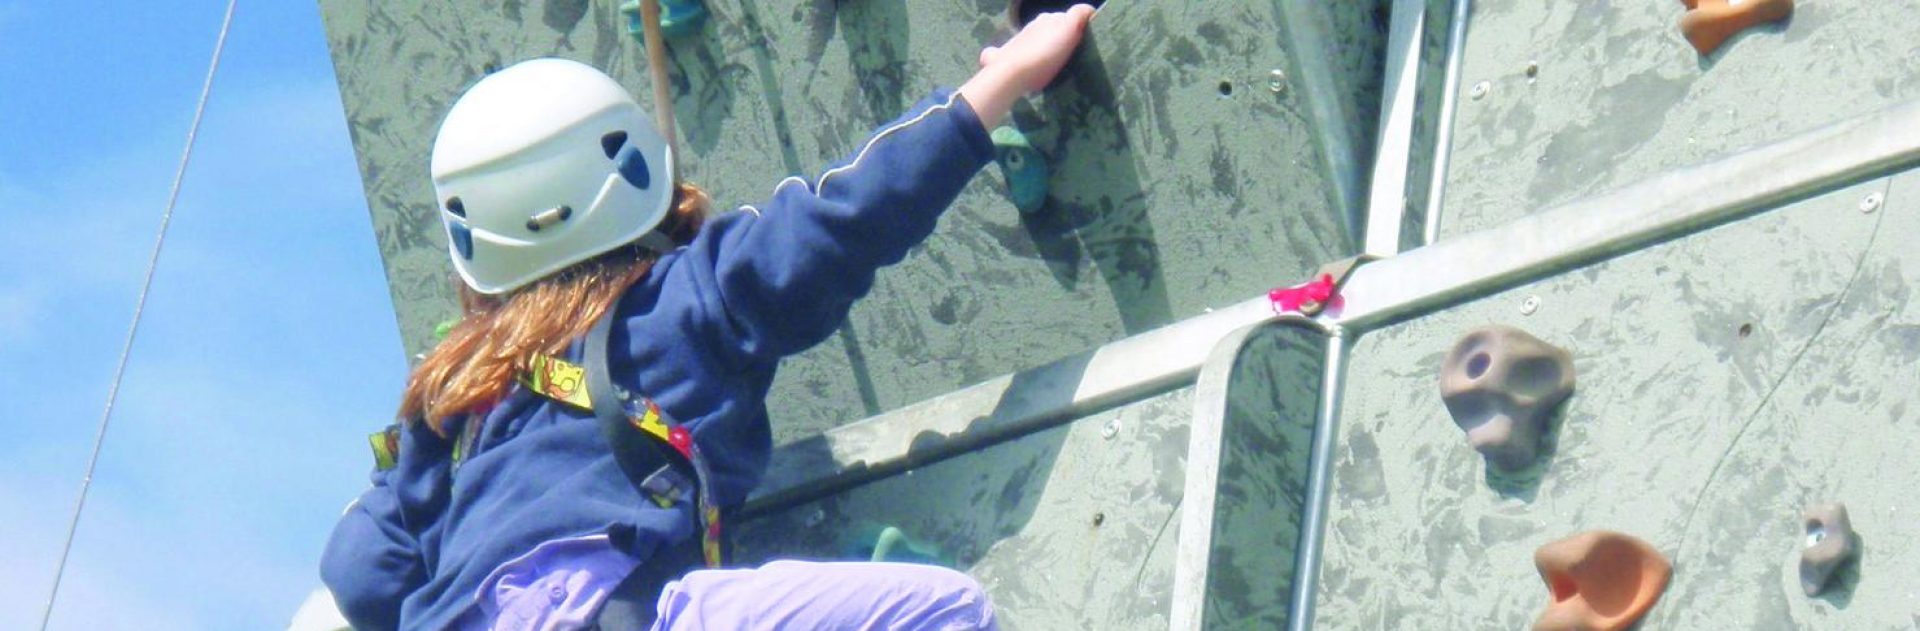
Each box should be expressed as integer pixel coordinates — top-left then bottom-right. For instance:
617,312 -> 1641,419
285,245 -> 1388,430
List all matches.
583,302 -> 689,499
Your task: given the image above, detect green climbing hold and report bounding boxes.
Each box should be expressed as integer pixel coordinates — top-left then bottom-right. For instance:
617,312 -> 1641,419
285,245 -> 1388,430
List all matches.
991,125 -> 1049,214
619,0 -> 707,40
434,318 -> 459,340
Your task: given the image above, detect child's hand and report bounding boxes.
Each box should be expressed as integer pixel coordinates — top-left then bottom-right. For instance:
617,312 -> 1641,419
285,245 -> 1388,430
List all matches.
959,4 -> 1096,130
982,5 -> 1097,94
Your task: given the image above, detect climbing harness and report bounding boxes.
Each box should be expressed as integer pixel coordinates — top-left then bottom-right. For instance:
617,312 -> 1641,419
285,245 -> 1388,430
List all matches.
1268,253 -> 1380,317
370,313 -> 731,567
578,305 -> 729,568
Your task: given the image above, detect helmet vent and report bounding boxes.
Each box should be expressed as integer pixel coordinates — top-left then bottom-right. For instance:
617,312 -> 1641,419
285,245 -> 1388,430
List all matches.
601,131 -> 628,160
449,223 -> 475,260
616,146 -> 651,190
444,197 -> 466,218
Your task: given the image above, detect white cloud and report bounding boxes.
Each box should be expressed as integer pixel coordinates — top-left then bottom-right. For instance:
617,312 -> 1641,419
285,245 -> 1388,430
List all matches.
0,283 -> 46,347
0,66 -> 402,631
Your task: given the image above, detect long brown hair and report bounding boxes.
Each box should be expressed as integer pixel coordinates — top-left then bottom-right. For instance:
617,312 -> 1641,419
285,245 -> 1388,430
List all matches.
401,183 -> 712,435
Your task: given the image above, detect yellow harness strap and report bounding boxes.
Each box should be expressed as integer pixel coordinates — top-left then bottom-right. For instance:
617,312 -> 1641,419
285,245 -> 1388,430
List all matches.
521,352 -> 723,567
520,354 -> 675,444
368,425 -> 400,472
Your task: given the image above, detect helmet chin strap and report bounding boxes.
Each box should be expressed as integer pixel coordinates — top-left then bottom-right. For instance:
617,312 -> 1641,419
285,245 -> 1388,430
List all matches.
637,0 -> 679,187
635,228 -> 676,255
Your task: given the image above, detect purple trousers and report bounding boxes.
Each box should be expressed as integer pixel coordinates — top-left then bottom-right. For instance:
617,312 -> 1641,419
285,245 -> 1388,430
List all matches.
650,560 -> 998,630
475,536 -> 997,631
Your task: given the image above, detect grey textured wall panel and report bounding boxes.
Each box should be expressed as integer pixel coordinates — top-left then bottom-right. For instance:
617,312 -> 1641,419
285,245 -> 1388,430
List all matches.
1435,0 -> 1920,239
1314,174 -> 1919,627
733,388 -> 1194,630
318,0 -> 1377,441
1175,321 -> 1324,629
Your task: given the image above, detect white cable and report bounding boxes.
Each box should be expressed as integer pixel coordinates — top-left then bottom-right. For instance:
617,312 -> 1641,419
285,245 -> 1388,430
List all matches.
37,1 -> 238,628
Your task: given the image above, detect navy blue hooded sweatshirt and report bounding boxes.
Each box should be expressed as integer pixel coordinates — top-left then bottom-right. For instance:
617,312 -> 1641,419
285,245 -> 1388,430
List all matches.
321,89 -> 996,630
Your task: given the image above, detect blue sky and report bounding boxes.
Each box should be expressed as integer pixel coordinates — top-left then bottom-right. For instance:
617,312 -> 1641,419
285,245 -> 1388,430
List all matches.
0,2 -> 404,629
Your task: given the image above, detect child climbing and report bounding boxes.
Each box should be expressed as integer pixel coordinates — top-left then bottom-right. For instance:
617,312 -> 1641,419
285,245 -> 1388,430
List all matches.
320,4 -> 1096,630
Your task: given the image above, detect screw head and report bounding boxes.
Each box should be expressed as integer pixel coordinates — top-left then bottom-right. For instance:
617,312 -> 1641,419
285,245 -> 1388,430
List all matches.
1520,295 -> 1541,316
1268,69 -> 1288,94
1101,418 -> 1121,439
1470,81 -> 1491,100
1860,192 -> 1883,213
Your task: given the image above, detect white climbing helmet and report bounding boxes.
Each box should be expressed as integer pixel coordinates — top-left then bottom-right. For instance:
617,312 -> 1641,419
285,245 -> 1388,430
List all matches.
429,58 -> 674,294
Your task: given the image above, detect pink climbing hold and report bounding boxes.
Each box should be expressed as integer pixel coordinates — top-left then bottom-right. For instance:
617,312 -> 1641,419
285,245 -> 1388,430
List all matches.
1270,274 -> 1339,315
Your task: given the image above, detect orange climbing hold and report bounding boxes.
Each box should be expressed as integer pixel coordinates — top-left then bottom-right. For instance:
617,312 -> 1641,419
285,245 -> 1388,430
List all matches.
1532,531 -> 1672,631
1678,0 -> 1793,56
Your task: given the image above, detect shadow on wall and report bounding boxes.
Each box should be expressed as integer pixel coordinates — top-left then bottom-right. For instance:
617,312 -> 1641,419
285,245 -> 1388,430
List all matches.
1018,31 -> 1176,335
838,1 -> 912,127
639,6 -> 743,160
733,353 -> 1084,572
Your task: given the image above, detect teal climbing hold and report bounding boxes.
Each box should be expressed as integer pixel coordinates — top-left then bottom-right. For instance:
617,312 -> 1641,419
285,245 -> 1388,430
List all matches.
619,0 -> 707,39
841,523 -> 950,566
991,125 -> 1049,214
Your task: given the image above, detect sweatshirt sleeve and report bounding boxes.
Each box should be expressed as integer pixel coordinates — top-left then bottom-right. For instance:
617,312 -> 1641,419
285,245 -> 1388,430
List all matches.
320,422 -> 452,631
677,89 -> 996,364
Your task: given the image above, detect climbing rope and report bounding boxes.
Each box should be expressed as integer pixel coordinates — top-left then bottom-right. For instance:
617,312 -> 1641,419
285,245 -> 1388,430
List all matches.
38,1 -> 238,628
636,0 -> 680,178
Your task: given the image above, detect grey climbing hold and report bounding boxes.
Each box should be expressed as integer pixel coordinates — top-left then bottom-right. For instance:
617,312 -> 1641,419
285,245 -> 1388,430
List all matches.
1799,502 -> 1859,596
992,125 -> 1050,214
1439,326 -> 1575,471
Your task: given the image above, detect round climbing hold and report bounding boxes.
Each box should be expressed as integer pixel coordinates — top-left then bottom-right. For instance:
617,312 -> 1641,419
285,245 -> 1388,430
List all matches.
619,0 -> 707,40
991,125 -> 1050,214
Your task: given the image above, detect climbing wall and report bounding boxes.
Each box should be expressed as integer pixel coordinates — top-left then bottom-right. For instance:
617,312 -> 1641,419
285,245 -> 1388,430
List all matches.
734,389 -> 1194,630
1316,170 -> 1920,626
1432,0 -> 1920,238
316,0 -> 1920,627
730,316 -> 1330,630
1176,321 -> 1325,629
1301,3 -> 1920,626
316,0 -> 1383,441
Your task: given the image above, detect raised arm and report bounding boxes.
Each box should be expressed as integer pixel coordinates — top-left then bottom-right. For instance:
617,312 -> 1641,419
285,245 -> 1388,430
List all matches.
675,4 -> 1095,363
